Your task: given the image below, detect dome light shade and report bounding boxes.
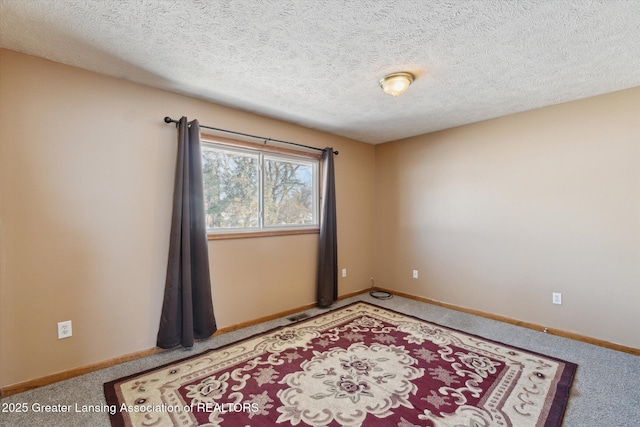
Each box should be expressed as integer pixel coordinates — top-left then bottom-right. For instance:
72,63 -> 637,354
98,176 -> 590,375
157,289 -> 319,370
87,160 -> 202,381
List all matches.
379,72 -> 414,96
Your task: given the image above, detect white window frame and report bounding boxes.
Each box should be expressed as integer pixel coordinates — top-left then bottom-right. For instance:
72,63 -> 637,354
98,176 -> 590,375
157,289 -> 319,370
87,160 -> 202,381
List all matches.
201,135 -> 321,239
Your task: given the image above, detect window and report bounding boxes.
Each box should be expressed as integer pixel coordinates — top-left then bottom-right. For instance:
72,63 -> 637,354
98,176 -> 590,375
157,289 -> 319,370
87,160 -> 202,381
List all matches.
201,137 -> 320,237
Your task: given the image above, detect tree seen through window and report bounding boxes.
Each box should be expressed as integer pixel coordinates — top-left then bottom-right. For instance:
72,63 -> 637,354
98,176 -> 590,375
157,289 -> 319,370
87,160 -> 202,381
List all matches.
201,143 -> 318,232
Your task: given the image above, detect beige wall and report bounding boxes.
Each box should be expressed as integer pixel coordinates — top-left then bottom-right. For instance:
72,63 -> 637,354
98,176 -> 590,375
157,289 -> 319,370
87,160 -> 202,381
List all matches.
0,49 -> 375,388
375,87 -> 640,348
2,47 -> 637,390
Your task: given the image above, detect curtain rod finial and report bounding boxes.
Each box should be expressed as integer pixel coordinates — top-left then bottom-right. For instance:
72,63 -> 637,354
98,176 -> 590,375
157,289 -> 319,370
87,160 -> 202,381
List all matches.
164,116 -> 174,123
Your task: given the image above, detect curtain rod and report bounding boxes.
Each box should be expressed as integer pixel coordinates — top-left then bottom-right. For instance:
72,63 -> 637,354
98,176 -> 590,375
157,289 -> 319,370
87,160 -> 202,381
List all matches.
163,117 -> 338,155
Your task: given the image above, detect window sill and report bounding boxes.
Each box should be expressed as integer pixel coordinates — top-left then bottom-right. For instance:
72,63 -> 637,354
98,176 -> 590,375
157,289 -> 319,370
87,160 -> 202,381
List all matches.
207,228 -> 319,240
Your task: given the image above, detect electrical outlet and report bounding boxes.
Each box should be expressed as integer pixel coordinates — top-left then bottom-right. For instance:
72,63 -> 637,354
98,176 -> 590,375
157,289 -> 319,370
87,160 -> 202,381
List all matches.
58,320 -> 72,339
341,268 -> 347,278
412,270 -> 418,279
552,293 -> 562,305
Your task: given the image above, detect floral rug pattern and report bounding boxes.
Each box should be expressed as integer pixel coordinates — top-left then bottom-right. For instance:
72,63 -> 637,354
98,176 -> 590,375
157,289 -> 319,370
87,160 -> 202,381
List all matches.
105,302 -> 576,426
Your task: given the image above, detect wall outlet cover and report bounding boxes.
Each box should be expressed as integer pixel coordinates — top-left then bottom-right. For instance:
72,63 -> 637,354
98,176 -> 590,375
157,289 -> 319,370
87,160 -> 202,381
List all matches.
58,320 -> 72,339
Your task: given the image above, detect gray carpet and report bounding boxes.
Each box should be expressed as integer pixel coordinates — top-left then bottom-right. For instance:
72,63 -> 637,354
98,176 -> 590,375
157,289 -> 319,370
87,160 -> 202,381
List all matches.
1,293 -> 638,426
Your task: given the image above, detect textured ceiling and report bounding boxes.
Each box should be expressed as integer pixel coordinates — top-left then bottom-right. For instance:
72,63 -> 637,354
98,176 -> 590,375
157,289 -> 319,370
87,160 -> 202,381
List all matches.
1,0 -> 640,144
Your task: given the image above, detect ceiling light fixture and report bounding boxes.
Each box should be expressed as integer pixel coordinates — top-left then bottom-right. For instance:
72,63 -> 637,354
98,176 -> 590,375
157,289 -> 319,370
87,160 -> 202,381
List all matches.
379,72 -> 414,96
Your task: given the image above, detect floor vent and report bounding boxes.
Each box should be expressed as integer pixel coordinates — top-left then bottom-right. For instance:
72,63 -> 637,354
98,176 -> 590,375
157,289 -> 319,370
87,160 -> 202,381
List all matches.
287,313 -> 310,322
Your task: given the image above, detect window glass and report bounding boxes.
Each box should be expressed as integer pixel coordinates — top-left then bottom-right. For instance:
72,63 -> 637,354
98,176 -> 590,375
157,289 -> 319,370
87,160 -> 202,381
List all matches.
264,156 -> 316,227
202,147 -> 259,230
202,141 -> 319,234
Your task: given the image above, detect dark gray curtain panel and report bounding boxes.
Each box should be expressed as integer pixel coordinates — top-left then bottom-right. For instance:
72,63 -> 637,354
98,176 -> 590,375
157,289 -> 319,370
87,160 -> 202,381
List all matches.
157,117 -> 217,349
317,147 -> 338,307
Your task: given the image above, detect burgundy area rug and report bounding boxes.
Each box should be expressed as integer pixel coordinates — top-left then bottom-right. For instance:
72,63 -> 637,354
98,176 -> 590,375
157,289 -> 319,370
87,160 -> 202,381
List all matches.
104,302 -> 576,427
